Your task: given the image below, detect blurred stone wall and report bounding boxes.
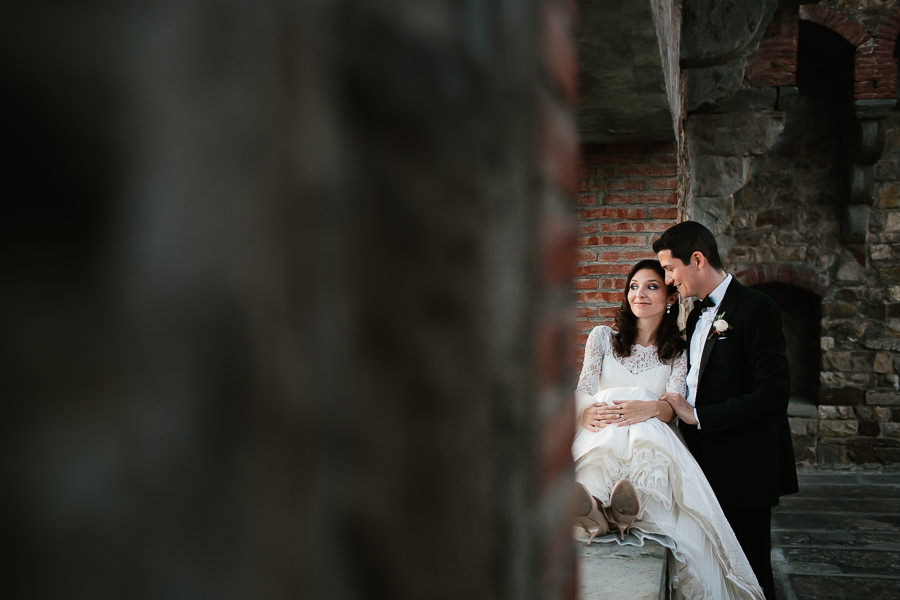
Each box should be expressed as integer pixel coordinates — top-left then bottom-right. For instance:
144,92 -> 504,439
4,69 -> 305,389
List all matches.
4,1 -> 579,598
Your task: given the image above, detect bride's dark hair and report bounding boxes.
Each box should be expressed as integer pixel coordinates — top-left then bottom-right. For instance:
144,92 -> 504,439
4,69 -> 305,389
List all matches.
612,259 -> 685,362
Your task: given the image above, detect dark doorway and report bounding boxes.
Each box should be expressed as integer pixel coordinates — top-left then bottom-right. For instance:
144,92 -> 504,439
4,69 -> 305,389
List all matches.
753,282 -> 822,405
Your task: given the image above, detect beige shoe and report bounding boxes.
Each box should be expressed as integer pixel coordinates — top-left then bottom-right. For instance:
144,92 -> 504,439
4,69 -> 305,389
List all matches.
575,484 -> 610,545
608,479 -> 640,541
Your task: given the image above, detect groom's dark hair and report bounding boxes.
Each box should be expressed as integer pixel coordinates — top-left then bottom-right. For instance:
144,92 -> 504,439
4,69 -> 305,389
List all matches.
652,220 -> 724,269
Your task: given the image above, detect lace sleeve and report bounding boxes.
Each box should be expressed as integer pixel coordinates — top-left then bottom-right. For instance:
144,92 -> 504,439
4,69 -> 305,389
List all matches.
665,351 -> 688,397
576,326 -> 609,395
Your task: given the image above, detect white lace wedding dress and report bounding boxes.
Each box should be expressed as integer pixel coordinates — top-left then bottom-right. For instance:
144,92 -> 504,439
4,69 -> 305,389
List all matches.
573,326 -> 764,600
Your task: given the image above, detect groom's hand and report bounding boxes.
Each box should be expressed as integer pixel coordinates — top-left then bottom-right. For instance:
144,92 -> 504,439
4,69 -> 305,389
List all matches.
658,392 -> 698,425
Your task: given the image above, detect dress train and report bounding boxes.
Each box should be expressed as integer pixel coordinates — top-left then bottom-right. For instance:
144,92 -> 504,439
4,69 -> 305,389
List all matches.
574,387 -> 764,600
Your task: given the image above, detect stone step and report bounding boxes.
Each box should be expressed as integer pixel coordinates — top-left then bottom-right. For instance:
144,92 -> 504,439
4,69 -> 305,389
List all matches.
772,510 -> 900,532
773,528 -> 900,551
778,546 -> 900,577
784,574 -> 900,599
781,482 -> 900,499
792,471 -> 900,486
577,539 -> 667,600
773,470 -> 900,599
778,497 -> 900,512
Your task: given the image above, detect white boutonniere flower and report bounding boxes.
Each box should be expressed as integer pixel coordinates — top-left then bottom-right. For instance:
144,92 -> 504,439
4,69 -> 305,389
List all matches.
708,311 -> 731,341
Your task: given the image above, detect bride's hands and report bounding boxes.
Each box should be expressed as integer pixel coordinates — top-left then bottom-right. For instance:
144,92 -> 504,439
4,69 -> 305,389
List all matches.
580,402 -> 624,431
582,399 -> 676,430
611,400 -> 662,426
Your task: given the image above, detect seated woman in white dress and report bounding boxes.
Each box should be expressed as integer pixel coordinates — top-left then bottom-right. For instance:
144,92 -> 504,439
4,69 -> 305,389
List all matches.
573,259 -> 764,600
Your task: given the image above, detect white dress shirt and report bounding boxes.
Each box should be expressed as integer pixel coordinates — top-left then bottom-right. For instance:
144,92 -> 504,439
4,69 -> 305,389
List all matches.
686,274 -> 733,427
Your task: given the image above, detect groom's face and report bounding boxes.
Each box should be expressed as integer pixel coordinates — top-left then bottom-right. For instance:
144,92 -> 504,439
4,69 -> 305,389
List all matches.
657,249 -> 697,298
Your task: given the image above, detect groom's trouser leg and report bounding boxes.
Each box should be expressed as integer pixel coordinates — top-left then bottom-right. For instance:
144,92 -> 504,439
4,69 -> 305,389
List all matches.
723,505 -> 775,600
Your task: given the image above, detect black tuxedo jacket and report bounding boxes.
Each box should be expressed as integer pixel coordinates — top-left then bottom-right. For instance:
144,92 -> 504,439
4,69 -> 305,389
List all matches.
680,279 -> 799,509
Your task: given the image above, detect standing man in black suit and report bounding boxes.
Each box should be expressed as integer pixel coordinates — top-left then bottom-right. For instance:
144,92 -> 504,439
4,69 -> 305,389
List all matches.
653,221 -> 798,600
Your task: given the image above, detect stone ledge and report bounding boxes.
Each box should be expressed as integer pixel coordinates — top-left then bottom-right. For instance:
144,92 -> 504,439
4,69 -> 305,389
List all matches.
578,539 -> 668,600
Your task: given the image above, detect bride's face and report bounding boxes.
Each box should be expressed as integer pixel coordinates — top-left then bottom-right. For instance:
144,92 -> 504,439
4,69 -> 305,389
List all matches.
627,269 -> 669,320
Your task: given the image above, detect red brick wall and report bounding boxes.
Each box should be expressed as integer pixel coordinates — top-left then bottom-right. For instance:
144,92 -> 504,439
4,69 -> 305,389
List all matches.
573,141 -> 681,368
746,6 -> 799,87
800,3 -> 899,101
747,5 -> 899,101
858,3 -> 900,100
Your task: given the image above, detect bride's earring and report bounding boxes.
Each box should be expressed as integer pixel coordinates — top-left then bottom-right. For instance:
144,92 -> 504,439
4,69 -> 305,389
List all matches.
665,303 -> 671,315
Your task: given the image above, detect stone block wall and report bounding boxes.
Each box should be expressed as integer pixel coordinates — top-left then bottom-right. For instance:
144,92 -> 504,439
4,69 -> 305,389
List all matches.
685,2 -> 900,467
856,108 -> 900,464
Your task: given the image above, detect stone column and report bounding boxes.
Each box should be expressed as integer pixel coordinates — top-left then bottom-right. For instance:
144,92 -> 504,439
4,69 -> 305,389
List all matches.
5,1 -> 579,598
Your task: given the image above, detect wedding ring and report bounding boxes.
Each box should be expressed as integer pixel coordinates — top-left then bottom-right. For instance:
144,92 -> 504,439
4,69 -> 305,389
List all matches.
619,413 -> 624,420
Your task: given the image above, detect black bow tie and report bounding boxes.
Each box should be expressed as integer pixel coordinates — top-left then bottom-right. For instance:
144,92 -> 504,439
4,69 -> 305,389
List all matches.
694,296 -> 716,311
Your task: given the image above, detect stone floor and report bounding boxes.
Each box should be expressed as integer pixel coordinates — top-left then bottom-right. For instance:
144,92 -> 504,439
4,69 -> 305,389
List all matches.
771,468 -> 900,600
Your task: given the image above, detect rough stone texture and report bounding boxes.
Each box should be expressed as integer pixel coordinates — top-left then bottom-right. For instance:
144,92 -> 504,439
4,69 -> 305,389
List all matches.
721,87 -> 781,113
876,182 -> 900,208
685,108 -> 787,239
874,351 -> 894,373
789,397 -> 819,418
820,419 -> 860,437
577,0 -> 680,142
850,163 -> 876,207
821,388 -> 866,407
843,204 -> 871,243
688,110 -> 787,156
685,57 -> 747,111
819,405 -> 856,420
578,541 -> 667,600
793,434 -> 819,465
692,155 -> 752,197
872,406 -> 894,421
680,0 -> 779,67
651,0 -> 683,140
691,195 -> 736,237
790,417 -> 818,436
822,351 -> 874,372
882,423 -> 900,439
868,391 -> 900,406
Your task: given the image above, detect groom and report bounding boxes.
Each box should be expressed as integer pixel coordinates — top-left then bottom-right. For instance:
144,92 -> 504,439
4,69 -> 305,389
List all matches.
653,221 -> 798,600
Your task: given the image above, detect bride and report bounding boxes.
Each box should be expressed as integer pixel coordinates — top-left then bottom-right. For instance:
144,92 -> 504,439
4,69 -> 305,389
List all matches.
573,259 -> 764,600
